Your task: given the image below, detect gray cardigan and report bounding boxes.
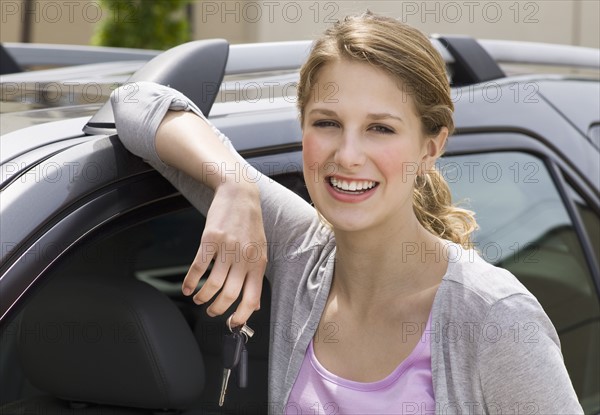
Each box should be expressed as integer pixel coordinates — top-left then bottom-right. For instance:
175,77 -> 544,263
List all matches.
111,82 -> 583,414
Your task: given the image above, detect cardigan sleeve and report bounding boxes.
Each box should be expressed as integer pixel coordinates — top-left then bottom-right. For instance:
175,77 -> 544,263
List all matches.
476,293 -> 583,414
110,81 -> 322,281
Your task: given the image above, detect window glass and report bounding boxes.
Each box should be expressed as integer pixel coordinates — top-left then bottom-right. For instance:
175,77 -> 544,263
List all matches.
438,152 -> 599,413
566,180 -> 600,267
0,173 -> 310,411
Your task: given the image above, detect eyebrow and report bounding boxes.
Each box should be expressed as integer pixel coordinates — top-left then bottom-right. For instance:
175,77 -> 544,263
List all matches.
367,113 -> 404,123
307,108 -> 337,117
307,108 -> 403,123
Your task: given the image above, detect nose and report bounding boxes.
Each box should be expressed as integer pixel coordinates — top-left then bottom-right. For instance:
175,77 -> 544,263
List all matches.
334,131 -> 366,169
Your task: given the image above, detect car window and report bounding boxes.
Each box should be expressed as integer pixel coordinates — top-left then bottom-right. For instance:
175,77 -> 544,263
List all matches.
0,206 -> 207,407
0,172 -> 309,412
565,180 -> 600,269
437,151 -> 600,413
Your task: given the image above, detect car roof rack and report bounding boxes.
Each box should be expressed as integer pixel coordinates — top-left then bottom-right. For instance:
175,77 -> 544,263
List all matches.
0,44 -> 22,75
72,37 -> 597,135
4,36 -> 597,74
476,39 -> 599,70
83,39 -> 229,135
435,35 -> 505,85
2,42 -> 161,67
82,40 -> 313,135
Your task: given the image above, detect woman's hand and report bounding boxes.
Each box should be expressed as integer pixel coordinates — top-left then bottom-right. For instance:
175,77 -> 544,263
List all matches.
182,181 -> 267,327
154,110 -> 268,327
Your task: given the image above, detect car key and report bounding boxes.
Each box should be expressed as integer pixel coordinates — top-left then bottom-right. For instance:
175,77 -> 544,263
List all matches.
219,331 -> 244,407
236,342 -> 248,388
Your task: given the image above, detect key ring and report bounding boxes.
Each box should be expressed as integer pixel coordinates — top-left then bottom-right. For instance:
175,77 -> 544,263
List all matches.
226,314 -> 254,342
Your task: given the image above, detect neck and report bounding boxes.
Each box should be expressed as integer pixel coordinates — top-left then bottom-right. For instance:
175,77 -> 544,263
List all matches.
331,214 -> 448,315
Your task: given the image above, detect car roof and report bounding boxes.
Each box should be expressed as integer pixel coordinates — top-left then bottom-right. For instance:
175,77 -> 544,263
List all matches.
2,37 -> 598,133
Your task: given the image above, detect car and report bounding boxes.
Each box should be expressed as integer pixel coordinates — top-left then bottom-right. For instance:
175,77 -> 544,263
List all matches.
0,36 -> 599,414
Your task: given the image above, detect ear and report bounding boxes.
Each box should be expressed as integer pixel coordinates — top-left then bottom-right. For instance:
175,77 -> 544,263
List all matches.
420,127 -> 448,174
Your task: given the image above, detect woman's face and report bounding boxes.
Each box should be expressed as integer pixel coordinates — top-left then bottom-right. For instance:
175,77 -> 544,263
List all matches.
302,59 -> 446,233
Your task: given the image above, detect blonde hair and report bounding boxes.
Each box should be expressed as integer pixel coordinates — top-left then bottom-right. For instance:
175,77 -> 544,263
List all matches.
297,12 -> 477,248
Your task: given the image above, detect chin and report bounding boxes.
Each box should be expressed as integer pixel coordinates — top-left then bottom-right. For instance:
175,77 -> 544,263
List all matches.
320,211 -> 375,233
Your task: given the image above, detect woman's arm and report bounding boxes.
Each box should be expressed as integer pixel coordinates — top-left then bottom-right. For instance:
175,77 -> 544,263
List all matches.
156,111 -> 267,325
111,81 -> 318,327
478,294 -> 583,414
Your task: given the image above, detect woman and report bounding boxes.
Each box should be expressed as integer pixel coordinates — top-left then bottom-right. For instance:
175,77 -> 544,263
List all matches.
112,12 -> 582,414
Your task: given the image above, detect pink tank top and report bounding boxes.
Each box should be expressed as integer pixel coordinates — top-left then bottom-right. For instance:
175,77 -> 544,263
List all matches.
286,313 -> 434,414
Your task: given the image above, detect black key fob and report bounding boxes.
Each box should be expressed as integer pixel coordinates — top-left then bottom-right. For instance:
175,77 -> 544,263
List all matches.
236,343 -> 248,388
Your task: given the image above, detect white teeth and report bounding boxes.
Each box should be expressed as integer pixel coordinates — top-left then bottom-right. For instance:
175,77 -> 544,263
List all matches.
330,177 -> 376,192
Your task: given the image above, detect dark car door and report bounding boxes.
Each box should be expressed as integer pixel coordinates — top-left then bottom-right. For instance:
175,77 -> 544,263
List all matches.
0,115 -> 309,412
441,129 -> 599,412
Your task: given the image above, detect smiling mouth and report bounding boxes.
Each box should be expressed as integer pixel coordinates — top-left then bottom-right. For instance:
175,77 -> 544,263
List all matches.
328,177 -> 379,194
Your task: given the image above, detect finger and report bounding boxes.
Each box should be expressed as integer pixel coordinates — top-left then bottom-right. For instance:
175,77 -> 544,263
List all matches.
231,267 -> 265,327
206,263 -> 246,317
182,239 -> 217,296
193,256 -> 230,305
